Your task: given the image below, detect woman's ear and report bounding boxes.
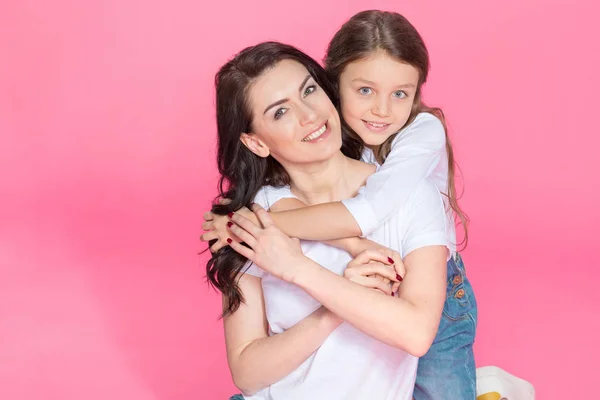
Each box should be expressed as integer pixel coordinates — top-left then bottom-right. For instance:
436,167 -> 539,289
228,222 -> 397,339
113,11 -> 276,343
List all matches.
240,133 -> 270,158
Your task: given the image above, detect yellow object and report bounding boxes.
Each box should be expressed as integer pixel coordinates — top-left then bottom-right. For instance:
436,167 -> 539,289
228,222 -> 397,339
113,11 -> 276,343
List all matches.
476,366 -> 535,399
477,392 -> 502,400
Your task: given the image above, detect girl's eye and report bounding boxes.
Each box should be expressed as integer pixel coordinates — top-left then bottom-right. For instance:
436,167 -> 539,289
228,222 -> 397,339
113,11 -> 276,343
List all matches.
303,85 -> 317,97
274,108 -> 287,120
393,90 -> 408,99
359,87 -> 373,95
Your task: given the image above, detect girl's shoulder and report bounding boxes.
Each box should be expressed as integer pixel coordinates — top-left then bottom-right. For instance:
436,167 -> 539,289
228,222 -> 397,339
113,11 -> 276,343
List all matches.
392,112 -> 446,147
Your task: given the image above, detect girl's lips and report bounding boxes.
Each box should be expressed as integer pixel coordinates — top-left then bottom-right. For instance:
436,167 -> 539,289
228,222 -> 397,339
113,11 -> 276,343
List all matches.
362,120 -> 391,133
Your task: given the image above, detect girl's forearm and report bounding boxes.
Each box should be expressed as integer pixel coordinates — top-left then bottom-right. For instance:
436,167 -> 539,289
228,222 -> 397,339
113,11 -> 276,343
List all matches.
270,202 -> 361,240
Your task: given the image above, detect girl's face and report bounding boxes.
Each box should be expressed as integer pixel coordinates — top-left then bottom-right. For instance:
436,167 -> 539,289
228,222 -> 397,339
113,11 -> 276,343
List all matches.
338,51 -> 420,148
242,59 -> 342,167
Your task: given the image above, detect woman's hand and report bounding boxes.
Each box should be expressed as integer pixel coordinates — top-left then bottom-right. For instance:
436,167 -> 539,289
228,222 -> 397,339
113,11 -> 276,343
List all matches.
344,250 -> 404,296
227,203 -> 306,282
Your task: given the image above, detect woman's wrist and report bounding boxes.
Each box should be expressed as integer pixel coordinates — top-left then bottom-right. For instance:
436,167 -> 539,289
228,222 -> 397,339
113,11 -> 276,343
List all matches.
318,307 -> 343,330
284,256 -> 322,286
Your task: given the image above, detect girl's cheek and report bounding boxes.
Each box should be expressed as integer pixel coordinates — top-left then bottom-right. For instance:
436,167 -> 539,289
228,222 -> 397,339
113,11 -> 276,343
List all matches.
341,98 -> 360,117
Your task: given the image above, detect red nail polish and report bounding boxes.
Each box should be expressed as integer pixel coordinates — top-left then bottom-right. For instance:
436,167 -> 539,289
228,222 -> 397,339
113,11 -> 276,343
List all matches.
396,274 -> 403,281
227,238 -> 232,244
228,212 -> 234,218
388,257 -> 394,264
391,292 -> 395,297
227,222 -> 233,228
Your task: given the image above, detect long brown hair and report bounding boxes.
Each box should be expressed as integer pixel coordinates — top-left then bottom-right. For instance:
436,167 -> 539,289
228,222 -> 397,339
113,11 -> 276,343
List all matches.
207,41 -> 362,317
324,10 -> 469,250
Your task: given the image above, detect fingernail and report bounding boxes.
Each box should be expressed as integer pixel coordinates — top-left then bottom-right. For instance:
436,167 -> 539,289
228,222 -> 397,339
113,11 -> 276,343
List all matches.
396,274 -> 403,282
227,238 -> 232,244
391,292 -> 395,297
388,257 -> 394,264
228,212 -> 234,218
227,222 -> 233,228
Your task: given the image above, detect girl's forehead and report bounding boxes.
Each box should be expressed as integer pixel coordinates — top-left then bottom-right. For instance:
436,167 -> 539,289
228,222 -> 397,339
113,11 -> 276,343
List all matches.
342,55 -> 420,85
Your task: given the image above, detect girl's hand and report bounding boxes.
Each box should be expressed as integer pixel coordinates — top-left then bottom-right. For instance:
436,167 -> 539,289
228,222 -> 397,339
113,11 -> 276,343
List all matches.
344,250 -> 404,296
348,238 -> 406,280
200,199 -> 256,253
200,210 -> 237,253
227,203 -> 306,282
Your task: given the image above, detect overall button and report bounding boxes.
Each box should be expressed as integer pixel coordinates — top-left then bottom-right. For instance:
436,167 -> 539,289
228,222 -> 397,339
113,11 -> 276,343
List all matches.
453,275 -> 463,285
455,289 -> 465,299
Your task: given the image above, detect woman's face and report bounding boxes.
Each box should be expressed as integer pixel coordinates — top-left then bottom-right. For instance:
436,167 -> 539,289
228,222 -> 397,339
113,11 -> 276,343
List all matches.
338,51 -> 420,148
243,60 -> 342,167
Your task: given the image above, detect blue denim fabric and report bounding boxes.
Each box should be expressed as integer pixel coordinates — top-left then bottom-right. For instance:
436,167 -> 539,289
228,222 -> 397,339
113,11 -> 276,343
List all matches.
413,253 -> 478,400
229,395 -> 244,400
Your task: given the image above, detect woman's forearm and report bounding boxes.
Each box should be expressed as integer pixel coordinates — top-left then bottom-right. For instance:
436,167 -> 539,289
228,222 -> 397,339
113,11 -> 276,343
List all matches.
289,257 -> 444,357
230,307 -> 341,395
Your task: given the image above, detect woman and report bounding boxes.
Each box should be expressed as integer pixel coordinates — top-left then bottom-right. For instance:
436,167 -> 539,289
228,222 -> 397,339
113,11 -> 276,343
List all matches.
207,12 -> 478,398
207,41 -> 449,399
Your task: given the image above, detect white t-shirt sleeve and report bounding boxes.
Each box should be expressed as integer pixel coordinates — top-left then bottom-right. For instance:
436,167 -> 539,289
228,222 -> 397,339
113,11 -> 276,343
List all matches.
242,185 -> 298,278
242,260 -> 264,278
342,113 -> 446,237
401,179 -> 451,258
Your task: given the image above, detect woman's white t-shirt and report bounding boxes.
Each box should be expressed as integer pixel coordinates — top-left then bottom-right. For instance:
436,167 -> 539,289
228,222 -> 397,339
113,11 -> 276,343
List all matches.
242,178 -> 450,400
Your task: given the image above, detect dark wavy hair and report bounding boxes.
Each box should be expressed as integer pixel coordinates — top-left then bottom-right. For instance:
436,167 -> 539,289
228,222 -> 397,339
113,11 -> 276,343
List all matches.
325,10 -> 469,250
206,41 -> 362,317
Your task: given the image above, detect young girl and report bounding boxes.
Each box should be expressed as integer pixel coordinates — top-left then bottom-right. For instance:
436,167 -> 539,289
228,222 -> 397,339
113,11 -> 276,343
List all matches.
203,10 -> 477,399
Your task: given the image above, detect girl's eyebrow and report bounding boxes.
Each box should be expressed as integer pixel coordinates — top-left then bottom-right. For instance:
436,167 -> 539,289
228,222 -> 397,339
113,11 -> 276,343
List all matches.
351,78 -> 416,89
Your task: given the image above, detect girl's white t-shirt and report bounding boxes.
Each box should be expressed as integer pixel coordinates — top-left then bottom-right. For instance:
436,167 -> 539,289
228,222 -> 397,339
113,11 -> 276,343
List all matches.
242,178 -> 450,400
341,112 -> 457,254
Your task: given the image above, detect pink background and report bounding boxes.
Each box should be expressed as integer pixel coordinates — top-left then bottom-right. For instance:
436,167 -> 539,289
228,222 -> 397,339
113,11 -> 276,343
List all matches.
1,0 -> 598,398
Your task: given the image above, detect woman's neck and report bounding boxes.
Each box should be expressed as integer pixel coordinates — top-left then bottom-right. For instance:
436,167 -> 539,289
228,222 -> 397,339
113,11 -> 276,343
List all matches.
283,151 -> 374,205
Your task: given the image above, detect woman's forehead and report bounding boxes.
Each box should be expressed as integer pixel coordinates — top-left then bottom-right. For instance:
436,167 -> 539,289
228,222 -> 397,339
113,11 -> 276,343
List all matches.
249,60 -> 312,106
256,60 -> 310,87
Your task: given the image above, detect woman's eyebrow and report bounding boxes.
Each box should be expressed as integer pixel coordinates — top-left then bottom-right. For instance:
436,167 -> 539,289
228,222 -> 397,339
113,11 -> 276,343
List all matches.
263,74 -> 312,115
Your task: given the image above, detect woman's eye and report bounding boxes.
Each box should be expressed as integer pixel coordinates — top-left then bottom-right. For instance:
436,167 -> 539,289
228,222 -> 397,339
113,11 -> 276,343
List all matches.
274,108 -> 287,120
303,85 -> 316,97
393,90 -> 408,99
359,87 -> 373,95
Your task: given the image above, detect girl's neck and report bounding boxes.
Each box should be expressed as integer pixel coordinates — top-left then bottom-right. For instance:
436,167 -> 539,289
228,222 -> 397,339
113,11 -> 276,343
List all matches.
283,151 -> 374,205
365,143 -> 385,165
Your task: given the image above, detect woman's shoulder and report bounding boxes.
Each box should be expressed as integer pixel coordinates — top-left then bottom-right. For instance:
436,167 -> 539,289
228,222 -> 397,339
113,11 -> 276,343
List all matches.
348,157 -> 378,184
253,185 -> 297,211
